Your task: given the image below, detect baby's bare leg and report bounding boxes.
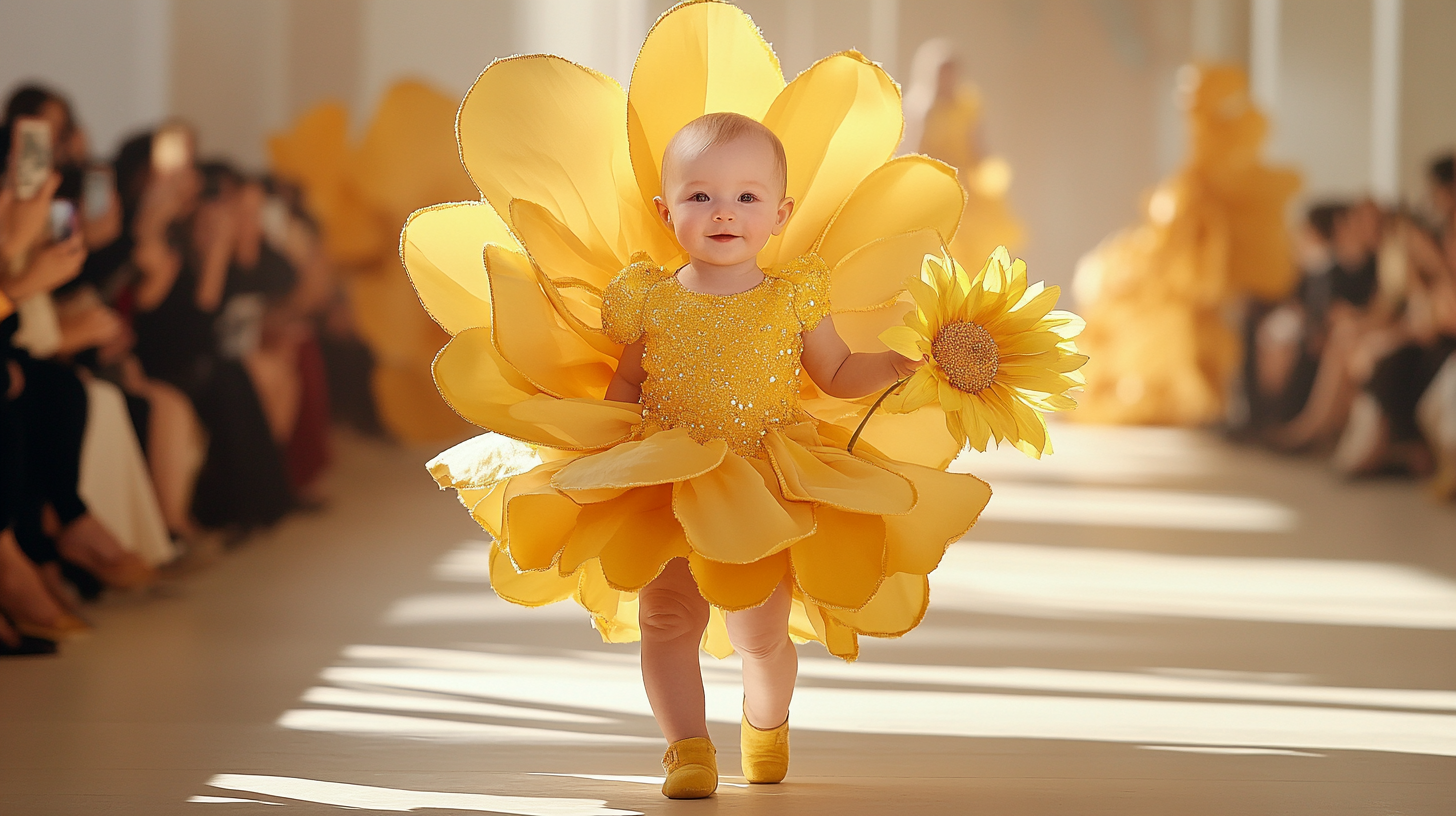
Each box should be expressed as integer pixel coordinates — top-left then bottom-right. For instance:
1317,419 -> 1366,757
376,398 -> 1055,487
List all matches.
724,577 -> 796,729
638,557 -> 711,742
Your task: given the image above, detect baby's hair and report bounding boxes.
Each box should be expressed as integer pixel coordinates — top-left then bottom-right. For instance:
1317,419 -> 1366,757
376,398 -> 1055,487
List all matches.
661,112 -> 788,196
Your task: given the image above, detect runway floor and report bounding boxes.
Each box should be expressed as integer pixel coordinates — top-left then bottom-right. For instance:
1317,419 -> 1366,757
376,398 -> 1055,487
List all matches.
2,424 -> 1453,815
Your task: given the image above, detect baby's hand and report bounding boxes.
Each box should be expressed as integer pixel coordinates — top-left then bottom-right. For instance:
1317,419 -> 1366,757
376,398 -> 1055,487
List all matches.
889,351 -> 926,379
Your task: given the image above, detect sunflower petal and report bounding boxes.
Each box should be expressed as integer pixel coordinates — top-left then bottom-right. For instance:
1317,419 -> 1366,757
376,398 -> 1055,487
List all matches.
816,156 -> 964,267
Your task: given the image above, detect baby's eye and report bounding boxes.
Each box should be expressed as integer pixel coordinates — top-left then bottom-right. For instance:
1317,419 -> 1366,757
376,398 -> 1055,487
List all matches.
691,192 -> 709,202
738,193 -> 757,203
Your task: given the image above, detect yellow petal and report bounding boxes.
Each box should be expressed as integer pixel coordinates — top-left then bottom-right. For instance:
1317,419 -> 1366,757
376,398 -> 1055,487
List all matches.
551,427 -> 728,494
489,541 -> 577,607
829,405 -> 963,469
597,500 -> 689,592
823,572 -> 928,637
872,458 -> 990,575
574,560 -> 641,642
833,300 -> 914,352
799,597 -> 861,660
816,156 -> 964,266
689,550 -> 790,611
460,55 -> 647,265
627,0 -> 784,210
558,485 -> 669,574
426,432 -> 541,490
674,454 -> 814,564
501,461 -> 581,570
878,325 -> 923,360
879,367 -> 938,413
832,229 -> 944,311
485,244 -> 616,398
764,431 -> 916,515
509,198 -> 620,292
789,507 -> 885,611
352,81 -> 479,226
761,51 -> 902,265
401,202 -> 517,336
433,327 -> 640,449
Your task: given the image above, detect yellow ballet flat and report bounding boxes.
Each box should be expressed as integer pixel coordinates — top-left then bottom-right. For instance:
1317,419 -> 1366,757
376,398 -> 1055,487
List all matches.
740,713 -> 789,784
661,736 -> 717,799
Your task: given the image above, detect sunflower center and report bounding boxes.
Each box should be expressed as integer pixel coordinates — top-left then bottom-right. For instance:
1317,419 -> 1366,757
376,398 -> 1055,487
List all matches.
933,321 -> 999,394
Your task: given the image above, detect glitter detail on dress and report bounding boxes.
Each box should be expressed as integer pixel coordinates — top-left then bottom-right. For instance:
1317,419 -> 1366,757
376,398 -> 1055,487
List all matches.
602,253 -> 832,457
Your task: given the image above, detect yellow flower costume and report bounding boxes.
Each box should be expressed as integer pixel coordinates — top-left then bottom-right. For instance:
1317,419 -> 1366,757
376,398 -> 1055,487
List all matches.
407,1 -> 1028,661
270,81 -> 476,442
1073,64 -> 1300,425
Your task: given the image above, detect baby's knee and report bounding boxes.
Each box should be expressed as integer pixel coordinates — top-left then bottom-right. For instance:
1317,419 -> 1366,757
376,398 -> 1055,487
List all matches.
639,592 -> 709,642
729,624 -> 790,660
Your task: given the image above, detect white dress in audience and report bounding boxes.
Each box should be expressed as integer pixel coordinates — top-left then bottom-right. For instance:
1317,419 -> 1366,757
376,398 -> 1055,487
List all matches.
79,378 -> 176,567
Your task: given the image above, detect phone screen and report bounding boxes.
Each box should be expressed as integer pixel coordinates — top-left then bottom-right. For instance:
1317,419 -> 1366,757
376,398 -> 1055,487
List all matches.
49,199 -> 76,242
83,168 -> 113,220
152,128 -> 190,173
13,119 -> 53,200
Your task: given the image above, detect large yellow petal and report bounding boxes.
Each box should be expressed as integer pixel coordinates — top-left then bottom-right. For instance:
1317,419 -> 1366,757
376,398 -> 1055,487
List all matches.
433,327 -> 640,449
871,458 -> 990,575
761,51 -> 902,265
815,156 -> 964,267
833,300 -> 914,353
597,494 -> 689,592
426,432 -> 541,491
352,81 -> 478,227
490,541 -> 577,607
485,244 -> 616,398
829,405 -> 964,469
501,461 -> 580,571
551,427 -> 727,495
800,598 -> 861,661
509,198 -> 620,292
790,508 -> 885,611
833,229 -> 944,312
674,454 -> 814,563
823,572 -> 928,637
575,560 -> 641,643
459,55 -> 646,264
627,0 -> 784,210
558,485 -> 671,574
764,431 -> 915,515
690,550 -> 789,611
401,202 -> 517,336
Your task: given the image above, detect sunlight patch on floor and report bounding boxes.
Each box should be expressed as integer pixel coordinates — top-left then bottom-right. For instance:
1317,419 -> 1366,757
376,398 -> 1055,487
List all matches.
931,542 -> 1456,629
203,775 -> 642,815
978,482 -> 1297,531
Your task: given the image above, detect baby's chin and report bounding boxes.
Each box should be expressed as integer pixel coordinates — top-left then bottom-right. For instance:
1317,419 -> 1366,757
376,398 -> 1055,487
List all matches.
687,238 -> 765,266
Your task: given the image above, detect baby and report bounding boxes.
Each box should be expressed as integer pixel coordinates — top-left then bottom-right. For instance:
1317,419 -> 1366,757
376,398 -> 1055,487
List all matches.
602,112 -> 922,798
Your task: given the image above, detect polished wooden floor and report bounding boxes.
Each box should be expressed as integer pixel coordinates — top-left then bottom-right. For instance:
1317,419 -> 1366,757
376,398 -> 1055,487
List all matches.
2,424 -> 1453,815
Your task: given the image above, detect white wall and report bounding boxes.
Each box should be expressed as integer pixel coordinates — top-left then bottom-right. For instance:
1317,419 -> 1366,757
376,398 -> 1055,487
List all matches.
0,0 -> 170,158
1401,0 -> 1456,204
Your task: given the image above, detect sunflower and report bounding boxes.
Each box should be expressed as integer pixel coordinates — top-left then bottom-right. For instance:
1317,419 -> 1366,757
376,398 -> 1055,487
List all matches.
879,247 -> 1087,458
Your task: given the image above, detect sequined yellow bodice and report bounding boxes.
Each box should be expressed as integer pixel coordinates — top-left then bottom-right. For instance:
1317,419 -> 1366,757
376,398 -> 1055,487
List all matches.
601,254 -> 831,457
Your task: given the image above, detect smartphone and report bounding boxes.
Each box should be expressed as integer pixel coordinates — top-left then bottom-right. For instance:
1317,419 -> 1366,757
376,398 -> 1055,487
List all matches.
83,167 -> 114,220
12,118 -> 53,200
260,196 -> 290,248
49,199 -> 76,242
152,125 -> 191,173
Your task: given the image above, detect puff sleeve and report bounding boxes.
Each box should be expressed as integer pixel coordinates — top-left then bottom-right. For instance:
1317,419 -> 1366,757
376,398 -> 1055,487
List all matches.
600,253 -> 663,345
777,253 -> 832,332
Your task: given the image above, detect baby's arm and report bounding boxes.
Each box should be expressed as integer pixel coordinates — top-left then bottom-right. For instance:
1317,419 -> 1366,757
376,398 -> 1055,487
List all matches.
801,317 -> 923,399
605,341 -> 648,402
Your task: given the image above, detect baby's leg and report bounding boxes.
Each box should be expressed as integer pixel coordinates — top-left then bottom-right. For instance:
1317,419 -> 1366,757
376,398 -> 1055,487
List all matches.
638,557 -> 711,742
724,577 -> 796,729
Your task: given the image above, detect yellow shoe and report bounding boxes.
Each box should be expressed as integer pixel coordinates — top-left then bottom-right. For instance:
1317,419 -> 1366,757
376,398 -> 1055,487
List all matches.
740,712 -> 789,784
661,736 -> 717,799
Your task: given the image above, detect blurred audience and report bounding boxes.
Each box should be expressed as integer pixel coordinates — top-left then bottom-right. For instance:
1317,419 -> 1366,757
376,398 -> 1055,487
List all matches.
1245,153 -> 1456,500
0,82 -> 381,657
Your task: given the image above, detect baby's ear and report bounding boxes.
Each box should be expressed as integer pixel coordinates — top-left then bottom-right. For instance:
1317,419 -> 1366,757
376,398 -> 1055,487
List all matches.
773,196 -> 795,234
653,196 -> 672,226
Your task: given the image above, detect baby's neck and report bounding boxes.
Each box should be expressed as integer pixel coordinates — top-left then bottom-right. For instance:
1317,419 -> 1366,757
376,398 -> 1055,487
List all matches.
675,256 -> 766,296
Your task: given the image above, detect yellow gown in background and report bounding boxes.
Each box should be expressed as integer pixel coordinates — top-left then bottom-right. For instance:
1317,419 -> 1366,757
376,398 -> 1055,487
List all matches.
1073,64 -> 1300,425
269,81 -> 476,443
916,86 -> 1025,267
404,1 -> 1001,661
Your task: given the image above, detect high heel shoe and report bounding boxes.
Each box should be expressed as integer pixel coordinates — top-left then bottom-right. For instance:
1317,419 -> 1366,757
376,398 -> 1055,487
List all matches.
741,710 -> 789,784
16,612 -> 91,642
661,736 -> 717,799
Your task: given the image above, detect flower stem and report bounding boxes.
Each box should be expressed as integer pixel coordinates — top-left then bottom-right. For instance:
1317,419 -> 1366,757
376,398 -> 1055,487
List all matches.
847,377 -> 910,455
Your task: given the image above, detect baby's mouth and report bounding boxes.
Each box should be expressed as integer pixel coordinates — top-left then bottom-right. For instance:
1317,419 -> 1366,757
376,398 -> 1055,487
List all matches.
708,233 -> 739,243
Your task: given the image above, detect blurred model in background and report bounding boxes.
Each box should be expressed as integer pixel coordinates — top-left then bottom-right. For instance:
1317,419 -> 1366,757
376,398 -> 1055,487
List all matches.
1073,64 -> 1300,426
270,81 -> 476,444
902,39 -> 1024,266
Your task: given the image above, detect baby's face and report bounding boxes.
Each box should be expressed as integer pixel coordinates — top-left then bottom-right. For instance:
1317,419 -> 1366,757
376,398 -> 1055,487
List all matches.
656,137 -> 792,268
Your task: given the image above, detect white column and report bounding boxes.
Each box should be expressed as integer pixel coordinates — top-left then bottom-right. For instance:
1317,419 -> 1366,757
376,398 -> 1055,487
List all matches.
782,0 -> 816,78
1370,0 -> 1403,203
615,0 -> 649,90
1191,0 -> 1233,60
1249,0 -> 1281,111
868,0 -> 899,78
